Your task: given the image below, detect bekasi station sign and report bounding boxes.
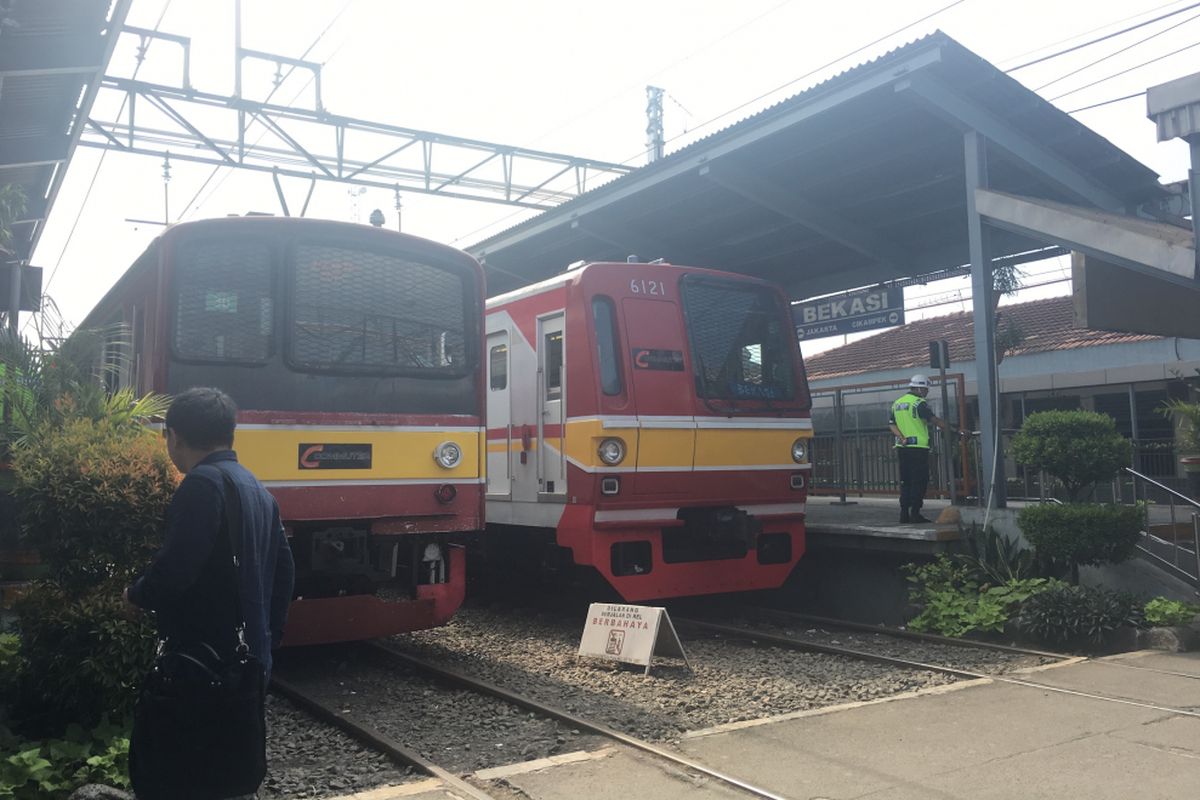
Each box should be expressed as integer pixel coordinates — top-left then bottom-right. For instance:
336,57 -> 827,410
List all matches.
793,286 -> 904,341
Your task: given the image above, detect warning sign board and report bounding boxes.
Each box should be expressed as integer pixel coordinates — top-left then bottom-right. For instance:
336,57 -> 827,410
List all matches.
578,603 -> 689,675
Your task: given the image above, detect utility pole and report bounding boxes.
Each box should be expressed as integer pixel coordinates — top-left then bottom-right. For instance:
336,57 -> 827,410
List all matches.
645,86 -> 665,163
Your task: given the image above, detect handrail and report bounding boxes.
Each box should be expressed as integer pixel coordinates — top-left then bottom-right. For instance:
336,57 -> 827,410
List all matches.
1124,467 -> 1200,511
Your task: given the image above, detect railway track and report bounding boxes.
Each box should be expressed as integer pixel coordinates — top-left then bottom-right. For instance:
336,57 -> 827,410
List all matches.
275,641 -> 798,800
674,612 -> 1200,720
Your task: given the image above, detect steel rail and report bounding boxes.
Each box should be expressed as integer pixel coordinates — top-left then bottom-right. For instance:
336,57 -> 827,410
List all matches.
367,641 -> 794,800
744,607 -> 1070,660
677,619 -> 1200,720
270,674 -> 499,800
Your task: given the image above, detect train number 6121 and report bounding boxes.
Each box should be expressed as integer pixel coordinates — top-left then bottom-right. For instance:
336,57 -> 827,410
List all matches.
630,278 -> 666,296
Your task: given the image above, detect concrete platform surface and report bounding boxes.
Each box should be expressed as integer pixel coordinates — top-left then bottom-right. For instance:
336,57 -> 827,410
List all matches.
461,651 -> 1200,800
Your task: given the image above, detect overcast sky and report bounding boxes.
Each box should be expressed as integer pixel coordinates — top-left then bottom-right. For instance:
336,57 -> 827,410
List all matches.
29,0 -> 1199,354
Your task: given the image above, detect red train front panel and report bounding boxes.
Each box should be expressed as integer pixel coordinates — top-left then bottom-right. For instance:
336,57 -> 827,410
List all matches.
485,262 -> 812,600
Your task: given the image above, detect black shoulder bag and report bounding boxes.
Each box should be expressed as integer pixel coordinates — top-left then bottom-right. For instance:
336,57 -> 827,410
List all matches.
130,471 -> 268,800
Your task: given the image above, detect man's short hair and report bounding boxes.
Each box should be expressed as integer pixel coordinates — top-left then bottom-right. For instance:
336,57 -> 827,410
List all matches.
165,387 -> 237,450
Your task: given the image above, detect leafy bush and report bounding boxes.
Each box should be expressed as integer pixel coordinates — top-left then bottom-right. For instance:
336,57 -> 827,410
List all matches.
12,580 -> 155,733
1143,597 -> 1200,627
0,719 -> 130,799
1010,410 -> 1130,500
11,416 -> 177,594
1019,584 -> 1143,648
1018,503 -> 1142,582
956,524 -> 1038,583
905,556 -> 1053,637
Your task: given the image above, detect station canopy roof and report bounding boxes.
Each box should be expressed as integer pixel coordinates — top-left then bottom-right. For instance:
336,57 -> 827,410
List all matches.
468,32 -> 1170,300
0,0 -> 124,267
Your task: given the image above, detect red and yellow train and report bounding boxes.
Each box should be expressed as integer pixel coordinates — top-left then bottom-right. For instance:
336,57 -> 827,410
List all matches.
484,260 -> 812,601
85,216 -> 485,645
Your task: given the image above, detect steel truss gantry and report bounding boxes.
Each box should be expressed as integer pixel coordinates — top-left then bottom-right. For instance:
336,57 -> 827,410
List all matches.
79,27 -> 634,211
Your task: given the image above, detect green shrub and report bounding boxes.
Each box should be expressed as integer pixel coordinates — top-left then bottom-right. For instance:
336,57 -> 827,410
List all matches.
13,580 -> 155,732
11,417 -> 177,594
1010,410 -> 1130,500
0,719 -> 130,799
904,555 -> 1053,637
1018,503 -> 1142,582
955,524 -> 1038,583
1019,584 -> 1143,648
1143,597 -> 1200,627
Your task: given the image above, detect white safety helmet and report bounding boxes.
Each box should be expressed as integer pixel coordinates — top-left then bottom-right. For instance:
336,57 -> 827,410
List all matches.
909,374 -> 931,389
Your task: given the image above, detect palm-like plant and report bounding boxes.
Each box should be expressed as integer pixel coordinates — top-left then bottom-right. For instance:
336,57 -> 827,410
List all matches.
1161,398 -> 1200,456
1,299 -> 170,453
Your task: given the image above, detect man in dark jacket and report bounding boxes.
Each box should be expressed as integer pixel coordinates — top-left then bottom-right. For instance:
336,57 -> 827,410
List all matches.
124,387 -> 294,799
126,387 -> 294,673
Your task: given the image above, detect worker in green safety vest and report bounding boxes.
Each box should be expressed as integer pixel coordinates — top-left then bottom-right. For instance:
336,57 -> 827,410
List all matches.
888,374 -> 962,524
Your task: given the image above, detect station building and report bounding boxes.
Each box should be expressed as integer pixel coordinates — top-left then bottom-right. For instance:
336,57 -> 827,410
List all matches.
802,293 -> 1200,500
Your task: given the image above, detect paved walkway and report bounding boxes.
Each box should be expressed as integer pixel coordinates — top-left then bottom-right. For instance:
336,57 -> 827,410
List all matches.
336,650 -> 1200,800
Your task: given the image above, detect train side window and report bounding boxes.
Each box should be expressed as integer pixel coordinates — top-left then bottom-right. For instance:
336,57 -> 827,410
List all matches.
544,331 -> 563,400
489,344 -> 508,390
592,296 -> 623,396
173,240 -> 273,362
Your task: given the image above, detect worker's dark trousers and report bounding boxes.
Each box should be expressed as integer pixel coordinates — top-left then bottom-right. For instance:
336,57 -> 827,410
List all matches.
897,446 -> 930,513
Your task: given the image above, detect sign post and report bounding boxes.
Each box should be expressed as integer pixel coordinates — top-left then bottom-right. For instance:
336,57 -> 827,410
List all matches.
929,339 -> 957,505
578,603 -> 690,675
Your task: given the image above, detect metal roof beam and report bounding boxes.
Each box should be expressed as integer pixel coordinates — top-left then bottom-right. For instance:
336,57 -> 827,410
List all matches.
469,45 -> 946,255
0,34 -> 103,77
700,163 -> 913,272
897,75 -> 1127,213
571,219 -> 694,265
0,137 -> 70,168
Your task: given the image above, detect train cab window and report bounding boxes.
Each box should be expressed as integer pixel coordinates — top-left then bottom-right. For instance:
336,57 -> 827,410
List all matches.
289,244 -> 467,375
489,344 -> 508,390
544,331 -> 563,400
173,240 -> 273,362
592,296 -> 623,396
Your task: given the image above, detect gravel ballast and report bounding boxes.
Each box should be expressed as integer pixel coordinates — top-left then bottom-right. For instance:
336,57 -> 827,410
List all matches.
386,603 -> 1055,742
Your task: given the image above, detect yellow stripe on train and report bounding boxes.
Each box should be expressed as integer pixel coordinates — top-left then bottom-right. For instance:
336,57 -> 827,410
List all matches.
232,428 -> 484,482
557,418 -> 812,471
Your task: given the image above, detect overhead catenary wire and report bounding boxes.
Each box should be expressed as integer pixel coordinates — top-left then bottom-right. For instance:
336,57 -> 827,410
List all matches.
179,0 -> 356,221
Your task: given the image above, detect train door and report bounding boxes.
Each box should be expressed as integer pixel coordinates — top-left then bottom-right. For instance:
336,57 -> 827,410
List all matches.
621,296 -> 696,481
486,330 -> 511,497
537,314 -> 566,496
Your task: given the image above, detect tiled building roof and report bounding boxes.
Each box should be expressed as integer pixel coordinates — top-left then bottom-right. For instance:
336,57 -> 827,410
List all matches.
804,295 -> 1162,382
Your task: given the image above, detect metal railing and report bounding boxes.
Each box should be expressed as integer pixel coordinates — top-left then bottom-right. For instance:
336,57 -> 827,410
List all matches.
1125,466 -> 1200,587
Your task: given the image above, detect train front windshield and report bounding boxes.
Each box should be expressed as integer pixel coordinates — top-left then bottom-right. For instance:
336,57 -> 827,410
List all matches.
680,276 -> 800,404
168,234 -> 479,414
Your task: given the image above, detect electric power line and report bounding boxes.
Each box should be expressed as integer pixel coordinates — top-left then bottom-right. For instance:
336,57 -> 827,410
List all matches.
1066,90 -> 1147,114
998,0 -> 1189,67
1048,38 -> 1200,101
1004,0 -> 1200,71
1033,8 -> 1200,91
629,0 -> 971,167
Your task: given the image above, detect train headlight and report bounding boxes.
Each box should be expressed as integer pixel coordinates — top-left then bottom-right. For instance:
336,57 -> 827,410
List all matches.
434,441 -> 463,469
598,437 -> 626,465
791,439 -> 808,463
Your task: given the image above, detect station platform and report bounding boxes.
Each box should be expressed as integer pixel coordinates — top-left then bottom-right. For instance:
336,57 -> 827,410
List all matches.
804,495 -> 959,555
387,649 -> 1200,800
